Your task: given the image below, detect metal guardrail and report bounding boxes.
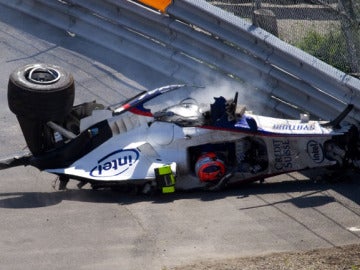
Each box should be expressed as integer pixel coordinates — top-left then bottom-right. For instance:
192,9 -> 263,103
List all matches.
0,0 -> 359,123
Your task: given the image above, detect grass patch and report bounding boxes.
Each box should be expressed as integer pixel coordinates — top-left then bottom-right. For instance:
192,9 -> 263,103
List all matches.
296,29 -> 352,73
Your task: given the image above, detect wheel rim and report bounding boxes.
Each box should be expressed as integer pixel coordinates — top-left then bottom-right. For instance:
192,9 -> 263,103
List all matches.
26,66 -> 61,85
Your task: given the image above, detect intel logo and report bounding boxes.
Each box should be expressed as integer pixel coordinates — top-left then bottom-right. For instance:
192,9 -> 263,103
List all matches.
307,140 -> 324,163
90,149 -> 139,177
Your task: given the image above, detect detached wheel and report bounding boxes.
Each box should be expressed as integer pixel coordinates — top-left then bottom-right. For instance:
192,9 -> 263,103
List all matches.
7,63 -> 75,155
8,63 -> 75,121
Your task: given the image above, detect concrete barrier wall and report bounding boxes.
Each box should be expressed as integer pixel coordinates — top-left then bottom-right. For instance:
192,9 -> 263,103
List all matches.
0,0 -> 359,123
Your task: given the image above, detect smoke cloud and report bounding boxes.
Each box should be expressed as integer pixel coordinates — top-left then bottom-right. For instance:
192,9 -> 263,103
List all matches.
189,78 -> 271,116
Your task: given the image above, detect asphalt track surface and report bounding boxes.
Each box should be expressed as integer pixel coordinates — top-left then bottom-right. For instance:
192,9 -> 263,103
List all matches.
0,6 -> 359,270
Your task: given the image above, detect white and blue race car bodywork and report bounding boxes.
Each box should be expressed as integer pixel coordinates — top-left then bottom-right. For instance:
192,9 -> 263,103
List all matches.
29,86 -> 359,191
2,64 -> 359,193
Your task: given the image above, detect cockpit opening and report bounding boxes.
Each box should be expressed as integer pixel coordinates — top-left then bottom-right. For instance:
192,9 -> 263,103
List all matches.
153,92 -> 244,127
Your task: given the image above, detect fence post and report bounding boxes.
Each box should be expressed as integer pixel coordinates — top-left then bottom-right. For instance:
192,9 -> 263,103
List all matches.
338,0 -> 360,73
252,8 -> 278,37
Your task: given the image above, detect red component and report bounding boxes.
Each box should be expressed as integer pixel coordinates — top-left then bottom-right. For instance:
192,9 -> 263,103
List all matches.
195,152 -> 226,182
129,107 -> 153,117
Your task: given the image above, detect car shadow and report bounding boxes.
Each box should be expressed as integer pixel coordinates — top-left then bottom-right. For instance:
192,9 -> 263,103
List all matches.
0,177 -> 358,209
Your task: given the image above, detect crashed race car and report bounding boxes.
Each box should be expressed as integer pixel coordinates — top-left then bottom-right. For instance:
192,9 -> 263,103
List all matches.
1,63 -> 360,193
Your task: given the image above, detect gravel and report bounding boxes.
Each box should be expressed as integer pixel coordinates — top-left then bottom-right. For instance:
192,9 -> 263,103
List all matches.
172,244 -> 360,270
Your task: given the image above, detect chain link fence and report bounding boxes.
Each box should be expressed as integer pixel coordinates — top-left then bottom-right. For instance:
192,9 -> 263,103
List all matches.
207,0 -> 360,78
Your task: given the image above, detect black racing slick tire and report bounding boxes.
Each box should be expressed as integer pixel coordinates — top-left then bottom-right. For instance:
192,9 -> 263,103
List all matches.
7,63 -> 75,156
8,63 -> 75,121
